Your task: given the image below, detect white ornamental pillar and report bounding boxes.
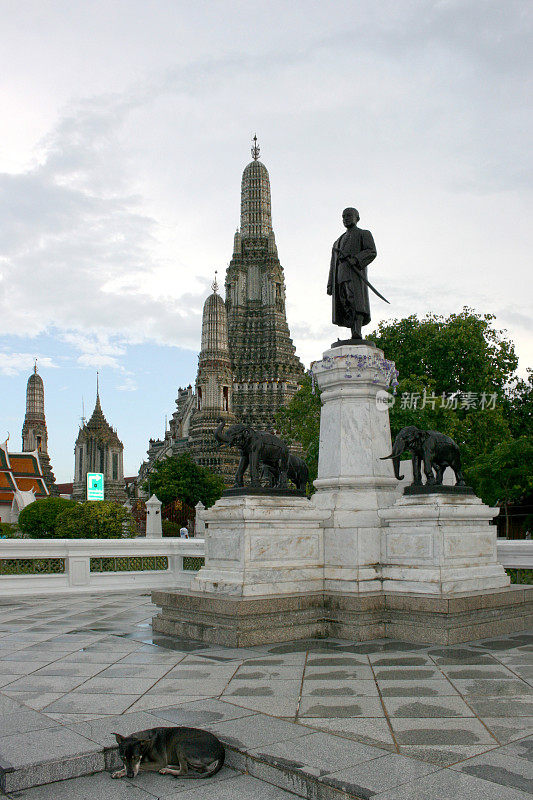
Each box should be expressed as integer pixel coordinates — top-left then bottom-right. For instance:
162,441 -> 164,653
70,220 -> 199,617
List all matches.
145,494 -> 163,538
311,343 -> 399,593
195,501 -> 206,537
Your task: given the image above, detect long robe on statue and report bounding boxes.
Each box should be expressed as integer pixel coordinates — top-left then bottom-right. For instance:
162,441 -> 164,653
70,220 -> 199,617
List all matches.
328,226 -> 377,328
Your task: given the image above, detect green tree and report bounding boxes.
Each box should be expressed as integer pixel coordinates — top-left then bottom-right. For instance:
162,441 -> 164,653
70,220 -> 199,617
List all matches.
18,497 -> 77,538
55,501 -> 136,538
143,452 -> 225,508
468,437 -> 533,537
372,308 -> 518,399
276,373 -> 321,488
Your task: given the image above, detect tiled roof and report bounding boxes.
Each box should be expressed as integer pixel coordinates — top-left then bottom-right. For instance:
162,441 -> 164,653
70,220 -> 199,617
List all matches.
0,440 -> 49,511
9,455 -> 41,475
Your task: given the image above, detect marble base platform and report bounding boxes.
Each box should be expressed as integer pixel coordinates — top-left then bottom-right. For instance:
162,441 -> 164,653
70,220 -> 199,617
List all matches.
190,493 -> 328,597
152,585 -> 533,647
379,492 -> 510,595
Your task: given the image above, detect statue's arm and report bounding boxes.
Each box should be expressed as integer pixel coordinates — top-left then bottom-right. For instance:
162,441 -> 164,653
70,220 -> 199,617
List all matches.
327,248 -> 336,295
355,229 -> 377,269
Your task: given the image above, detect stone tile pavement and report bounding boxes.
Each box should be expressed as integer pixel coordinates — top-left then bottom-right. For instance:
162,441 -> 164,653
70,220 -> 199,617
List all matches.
0,590 -> 531,798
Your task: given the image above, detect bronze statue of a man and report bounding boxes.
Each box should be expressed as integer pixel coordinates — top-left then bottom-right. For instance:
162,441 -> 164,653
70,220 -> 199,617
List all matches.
327,207 -> 377,340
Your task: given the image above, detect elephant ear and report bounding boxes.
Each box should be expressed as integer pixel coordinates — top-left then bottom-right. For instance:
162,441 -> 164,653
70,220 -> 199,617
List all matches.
415,429 -> 429,445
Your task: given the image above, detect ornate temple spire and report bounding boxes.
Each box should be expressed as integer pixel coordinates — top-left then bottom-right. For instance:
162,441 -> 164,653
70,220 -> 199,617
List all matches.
22,363 -> 57,494
200,279 -> 229,355
240,135 -> 272,238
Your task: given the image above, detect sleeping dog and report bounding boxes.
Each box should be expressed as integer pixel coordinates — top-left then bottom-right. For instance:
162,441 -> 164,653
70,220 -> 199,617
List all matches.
111,726 -> 225,780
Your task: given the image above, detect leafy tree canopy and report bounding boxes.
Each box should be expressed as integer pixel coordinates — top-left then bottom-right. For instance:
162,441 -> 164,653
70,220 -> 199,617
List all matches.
18,497 -> 77,538
372,308 -> 518,398
55,501 -> 135,539
143,452 -> 225,508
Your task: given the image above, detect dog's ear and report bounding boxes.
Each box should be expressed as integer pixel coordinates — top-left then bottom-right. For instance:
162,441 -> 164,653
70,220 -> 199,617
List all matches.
113,733 -> 125,744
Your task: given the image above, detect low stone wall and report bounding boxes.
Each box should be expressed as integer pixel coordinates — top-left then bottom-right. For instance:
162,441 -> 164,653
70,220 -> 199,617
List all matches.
0,537 -> 205,595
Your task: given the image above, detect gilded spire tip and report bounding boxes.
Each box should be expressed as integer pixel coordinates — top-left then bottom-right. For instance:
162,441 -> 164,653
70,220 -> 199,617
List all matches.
251,134 -> 260,161
212,270 -> 219,294
34,358 -> 37,374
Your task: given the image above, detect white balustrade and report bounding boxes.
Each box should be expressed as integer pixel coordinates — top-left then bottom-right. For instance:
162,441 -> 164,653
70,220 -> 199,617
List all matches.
0,537 -> 205,596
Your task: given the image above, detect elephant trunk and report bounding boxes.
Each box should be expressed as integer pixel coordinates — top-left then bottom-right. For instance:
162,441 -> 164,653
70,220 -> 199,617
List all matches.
380,436 -> 405,480
214,420 -> 230,445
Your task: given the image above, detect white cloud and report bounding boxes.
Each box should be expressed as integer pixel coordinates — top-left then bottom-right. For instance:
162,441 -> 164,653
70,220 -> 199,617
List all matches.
0,353 -> 57,376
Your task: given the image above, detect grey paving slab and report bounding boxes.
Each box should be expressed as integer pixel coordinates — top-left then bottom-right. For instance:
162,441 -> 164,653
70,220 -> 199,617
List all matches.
1,673 -> 89,693
373,667 -> 442,680
469,696 -> 533,717
325,752 -> 440,796
1,690 -> 66,710
221,695 -> 299,718
223,680 -> 301,698
378,679 -> 459,696
369,654 -> 434,666
398,744 -> 499,767
231,666 -> 303,680
42,692 -> 140,714
0,660 -> 49,675
298,696 -> 384,718
390,717 -> 498,745
97,663 -> 179,679
374,766 -> 533,799
71,676 -> 161,694
249,729 -> 385,772
30,661 -> 110,677
450,750 -> 533,794
298,717 -> 396,749
240,654 -> 307,666
450,678 -> 533,696
205,713 -> 311,750
125,693 -> 209,713
300,679 -> 378,696
65,711 -> 176,747
440,664 -> 520,679
497,735 -> 533,761
147,698 -> 257,727
304,666 -> 374,680
162,773 -> 298,800
0,725 -> 101,769
4,769 -> 161,799
148,678 -> 229,695
482,717 -> 533,743
382,696 -> 474,718
0,708 -> 57,737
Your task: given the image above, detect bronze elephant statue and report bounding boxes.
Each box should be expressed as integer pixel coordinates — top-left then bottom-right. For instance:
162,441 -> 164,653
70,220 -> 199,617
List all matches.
381,425 -> 465,486
261,453 -> 309,492
214,421 -> 290,488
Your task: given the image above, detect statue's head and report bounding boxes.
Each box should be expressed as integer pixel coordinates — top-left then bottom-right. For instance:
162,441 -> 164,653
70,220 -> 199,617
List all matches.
342,207 -> 360,227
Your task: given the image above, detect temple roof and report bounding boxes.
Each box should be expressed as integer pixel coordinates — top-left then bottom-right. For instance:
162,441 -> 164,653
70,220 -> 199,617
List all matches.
76,391 -> 123,448
0,439 -> 48,507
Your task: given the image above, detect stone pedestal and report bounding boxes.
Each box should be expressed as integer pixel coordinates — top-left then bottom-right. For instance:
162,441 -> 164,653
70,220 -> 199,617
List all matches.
379,491 -> 510,594
311,344 -> 398,593
192,493 -> 328,596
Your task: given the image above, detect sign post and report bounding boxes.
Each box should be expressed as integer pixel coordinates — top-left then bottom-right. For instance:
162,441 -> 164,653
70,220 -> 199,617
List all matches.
87,473 -> 104,501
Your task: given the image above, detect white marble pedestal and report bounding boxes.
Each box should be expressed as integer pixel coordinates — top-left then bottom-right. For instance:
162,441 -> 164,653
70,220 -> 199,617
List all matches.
192,493 -> 328,596
379,491 -> 510,594
311,343 -> 398,593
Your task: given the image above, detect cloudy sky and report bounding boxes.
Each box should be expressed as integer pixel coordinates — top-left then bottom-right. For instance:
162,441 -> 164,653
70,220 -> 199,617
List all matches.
1,0 -> 531,482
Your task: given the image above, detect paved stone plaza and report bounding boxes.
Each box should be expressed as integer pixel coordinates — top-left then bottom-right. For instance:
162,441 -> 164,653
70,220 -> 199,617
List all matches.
0,590 -> 532,798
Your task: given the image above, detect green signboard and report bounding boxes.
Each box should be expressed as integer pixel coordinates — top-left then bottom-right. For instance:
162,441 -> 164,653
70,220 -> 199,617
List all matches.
87,473 -> 104,501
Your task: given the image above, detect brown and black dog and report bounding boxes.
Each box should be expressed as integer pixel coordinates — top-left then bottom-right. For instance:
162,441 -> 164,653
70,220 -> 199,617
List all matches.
111,726 -> 225,780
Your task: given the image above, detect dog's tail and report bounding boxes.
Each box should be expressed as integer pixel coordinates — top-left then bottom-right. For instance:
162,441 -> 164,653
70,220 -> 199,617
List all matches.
202,750 -> 225,778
